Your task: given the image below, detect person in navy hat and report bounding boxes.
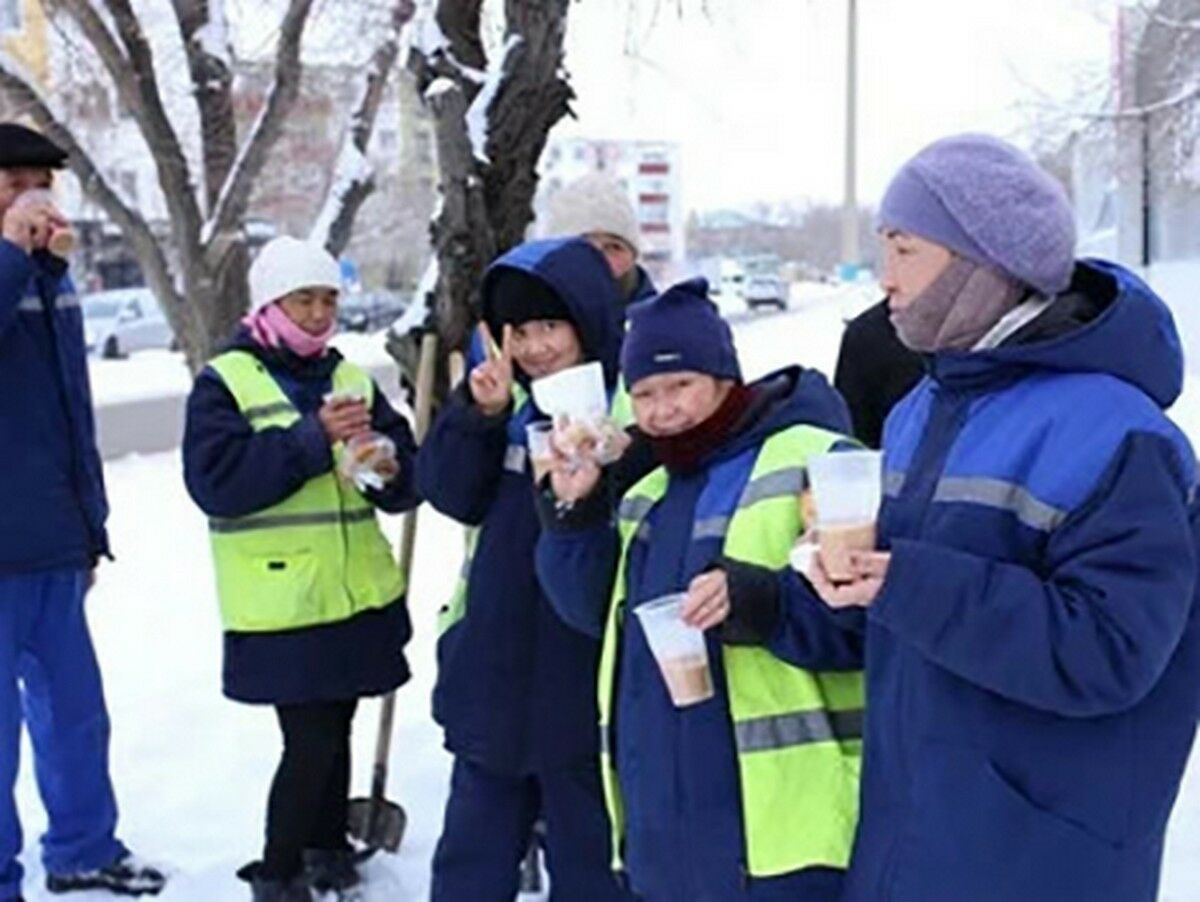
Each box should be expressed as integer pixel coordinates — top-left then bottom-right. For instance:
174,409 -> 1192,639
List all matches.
0,122 -> 166,899
535,279 -> 863,901
807,133 -> 1200,902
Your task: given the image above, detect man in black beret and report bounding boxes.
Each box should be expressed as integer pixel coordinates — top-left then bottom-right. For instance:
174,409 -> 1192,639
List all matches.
0,123 -> 166,899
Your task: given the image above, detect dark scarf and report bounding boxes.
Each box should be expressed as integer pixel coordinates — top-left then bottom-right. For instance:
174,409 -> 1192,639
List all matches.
649,382 -> 754,474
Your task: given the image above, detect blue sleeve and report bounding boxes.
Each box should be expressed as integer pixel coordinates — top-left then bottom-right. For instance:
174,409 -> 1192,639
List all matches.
182,369 -> 333,518
871,432 -> 1197,717
536,523 -> 621,639
720,558 -> 864,669
0,239 -> 33,338
767,568 -> 865,668
359,382 -> 420,514
796,367 -> 854,435
415,383 -> 509,526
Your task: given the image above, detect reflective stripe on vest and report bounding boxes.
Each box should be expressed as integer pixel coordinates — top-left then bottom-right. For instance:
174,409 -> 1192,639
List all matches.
439,377 -> 633,637
205,351 -> 405,633
598,423 -> 865,877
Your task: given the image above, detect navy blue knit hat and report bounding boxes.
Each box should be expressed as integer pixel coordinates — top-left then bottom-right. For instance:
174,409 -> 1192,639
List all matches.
621,278 -> 741,386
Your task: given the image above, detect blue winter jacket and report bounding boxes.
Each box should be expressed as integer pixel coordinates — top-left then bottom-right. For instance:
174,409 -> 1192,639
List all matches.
417,238 -> 625,775
0,240 -> 109,575
182,327 -> 419,705
536,367 -> 862,902
839,260 -> 1200,902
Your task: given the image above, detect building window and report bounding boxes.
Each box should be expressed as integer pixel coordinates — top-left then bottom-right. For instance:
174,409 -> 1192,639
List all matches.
0,0 -> 20,32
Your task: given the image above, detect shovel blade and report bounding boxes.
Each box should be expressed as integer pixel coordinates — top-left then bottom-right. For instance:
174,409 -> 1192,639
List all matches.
347,797 -> 407,853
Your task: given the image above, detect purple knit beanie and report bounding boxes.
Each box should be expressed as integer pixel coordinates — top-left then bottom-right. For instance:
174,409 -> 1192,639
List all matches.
876,134 -> 1077,296
621,278 -> 742,386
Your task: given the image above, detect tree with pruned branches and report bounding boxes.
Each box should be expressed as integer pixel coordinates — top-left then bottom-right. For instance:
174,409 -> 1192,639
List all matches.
0,0 -> 416,371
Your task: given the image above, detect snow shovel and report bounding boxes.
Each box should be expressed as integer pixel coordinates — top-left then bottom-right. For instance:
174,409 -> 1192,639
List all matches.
347,330 -> 439,854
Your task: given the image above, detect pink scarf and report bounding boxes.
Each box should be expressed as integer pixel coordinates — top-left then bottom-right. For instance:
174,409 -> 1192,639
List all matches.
242,302 -> 335,358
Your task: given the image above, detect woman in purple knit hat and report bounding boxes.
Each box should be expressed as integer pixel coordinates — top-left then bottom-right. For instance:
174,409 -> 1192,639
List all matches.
803,133 -> 1200,902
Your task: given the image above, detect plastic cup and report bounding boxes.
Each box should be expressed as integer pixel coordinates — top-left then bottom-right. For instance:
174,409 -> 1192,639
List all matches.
807,450 -> 882,581
531,361 -> 607,420
12,189 -> 74,256
525,421 -> 554,480
633,594 -> 714,708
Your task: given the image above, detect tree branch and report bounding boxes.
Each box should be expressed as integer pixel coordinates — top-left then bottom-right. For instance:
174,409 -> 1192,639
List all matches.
204,0 -> 316,255
0,54 -> 189,328
1088,81 -> 1200,119
312,0 -> 417,256
84,0 -> 205,247
1138,2 -> 1200,32
172,0 -> 238,212
435,0 -> 486,73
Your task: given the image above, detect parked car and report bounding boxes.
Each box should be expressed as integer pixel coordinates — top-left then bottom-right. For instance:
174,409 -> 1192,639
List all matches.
81,287 -> 175,359
337,290 -> 409,333
744,273 -> 788,311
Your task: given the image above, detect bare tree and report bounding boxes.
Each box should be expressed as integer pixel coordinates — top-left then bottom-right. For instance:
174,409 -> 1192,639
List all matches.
385,0 -> 572,392
0,0 -> 416,371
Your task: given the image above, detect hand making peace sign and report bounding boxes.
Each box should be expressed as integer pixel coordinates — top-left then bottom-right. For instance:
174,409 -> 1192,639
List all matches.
469,321 -> 515,417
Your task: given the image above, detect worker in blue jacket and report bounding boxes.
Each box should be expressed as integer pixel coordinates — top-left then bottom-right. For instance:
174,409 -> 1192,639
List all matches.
417,238 -> 631,901
0,123 -> 165,900
804,134 -> 1200,902
535,280 -> 864,901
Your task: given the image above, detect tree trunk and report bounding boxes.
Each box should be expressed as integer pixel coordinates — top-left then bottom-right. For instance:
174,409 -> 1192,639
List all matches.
400,0 -> 573,400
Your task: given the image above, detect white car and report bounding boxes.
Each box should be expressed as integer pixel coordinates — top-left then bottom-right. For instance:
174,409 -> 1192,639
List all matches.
82,288 -> 175,359
744,274 -> 788,311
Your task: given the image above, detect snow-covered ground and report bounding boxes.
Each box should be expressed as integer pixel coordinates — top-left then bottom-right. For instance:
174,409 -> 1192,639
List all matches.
16,286 -> 1200,900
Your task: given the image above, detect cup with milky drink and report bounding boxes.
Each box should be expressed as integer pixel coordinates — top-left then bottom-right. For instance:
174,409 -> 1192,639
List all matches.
12,189 -> 74,256
807,450 -> 883,582
526,421 -> 555,481
633,593 -> 715,708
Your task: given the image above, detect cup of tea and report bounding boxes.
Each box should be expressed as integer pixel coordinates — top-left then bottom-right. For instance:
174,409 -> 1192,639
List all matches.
808,450 -> 882,582
525,421 -> 555,481
633,593 -> 715,708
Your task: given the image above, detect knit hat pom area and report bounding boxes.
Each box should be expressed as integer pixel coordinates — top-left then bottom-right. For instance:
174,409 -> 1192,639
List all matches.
876,133 -> 1076,297
621,278 -> 742,387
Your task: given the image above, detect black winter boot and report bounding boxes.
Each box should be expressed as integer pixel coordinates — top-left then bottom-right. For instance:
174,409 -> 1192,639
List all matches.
303,849 -> 360,893
46,853 -> 166,896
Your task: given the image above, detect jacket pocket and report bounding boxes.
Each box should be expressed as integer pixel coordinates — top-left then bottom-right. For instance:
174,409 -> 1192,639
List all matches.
226,550 -> 322,631
889,743 -> 1124,902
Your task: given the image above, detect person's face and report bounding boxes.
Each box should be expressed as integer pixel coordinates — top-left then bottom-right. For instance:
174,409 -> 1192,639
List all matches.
879,229 -> 954,312
277,287 -> 339,335
585,232 -> 637,280
630,371 -> 731,437
510,319 -> 583,379
0,167 -> 53,217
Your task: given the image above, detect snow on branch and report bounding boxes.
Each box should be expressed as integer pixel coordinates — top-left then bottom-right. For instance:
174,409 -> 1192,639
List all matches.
309,141 -> 375,251
203,0 -> 315,252
309,0 -> 416,255
1088,80 -> 1200,119
91,0 -> 204,242
466,34 -> 522,164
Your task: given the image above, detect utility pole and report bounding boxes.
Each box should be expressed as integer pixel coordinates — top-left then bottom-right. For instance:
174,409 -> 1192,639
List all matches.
841,0 -> 859,280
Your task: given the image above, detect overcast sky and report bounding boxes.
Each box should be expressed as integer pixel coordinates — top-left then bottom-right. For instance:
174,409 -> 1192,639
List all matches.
558,0 -> 1117,210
